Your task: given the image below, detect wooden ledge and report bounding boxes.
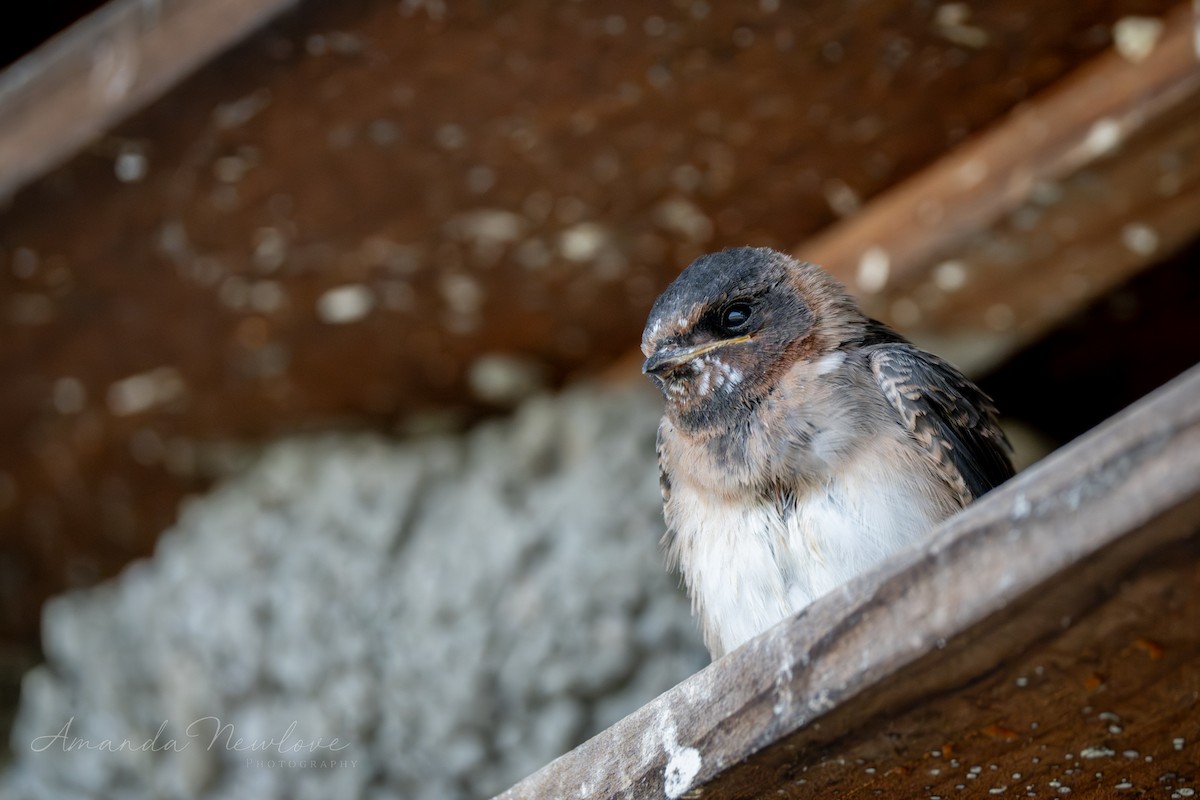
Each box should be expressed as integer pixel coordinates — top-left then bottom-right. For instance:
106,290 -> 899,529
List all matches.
496,364 -> 1200,799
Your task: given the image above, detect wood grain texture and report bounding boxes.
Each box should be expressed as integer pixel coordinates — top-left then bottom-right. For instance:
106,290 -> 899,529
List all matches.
494,364 -> 1200,799
0,0 -> 297,200
801,2 -> 1200,373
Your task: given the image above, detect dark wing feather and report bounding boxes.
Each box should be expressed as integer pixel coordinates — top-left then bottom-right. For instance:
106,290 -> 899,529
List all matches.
868,344 -> 1014,505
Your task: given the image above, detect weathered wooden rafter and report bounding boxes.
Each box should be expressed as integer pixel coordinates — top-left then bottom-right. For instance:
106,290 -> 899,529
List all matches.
0,0 -> 296,200
802,3 -> 1200,372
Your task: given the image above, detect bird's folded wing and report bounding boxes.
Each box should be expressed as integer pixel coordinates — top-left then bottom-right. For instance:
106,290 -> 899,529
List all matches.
868,344 -> 1014,505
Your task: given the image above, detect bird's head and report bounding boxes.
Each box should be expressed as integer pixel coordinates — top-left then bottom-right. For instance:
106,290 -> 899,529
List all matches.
641,247 -> 865,431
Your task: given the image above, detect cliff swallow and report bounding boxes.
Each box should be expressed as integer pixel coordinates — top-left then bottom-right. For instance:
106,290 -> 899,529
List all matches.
642,247 -> 1013,658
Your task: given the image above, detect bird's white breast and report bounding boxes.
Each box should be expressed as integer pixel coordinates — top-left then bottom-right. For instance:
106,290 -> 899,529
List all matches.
669,444 -> 946,658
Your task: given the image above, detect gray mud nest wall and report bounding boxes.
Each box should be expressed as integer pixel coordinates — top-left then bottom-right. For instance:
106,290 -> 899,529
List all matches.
2,386 -> 707,799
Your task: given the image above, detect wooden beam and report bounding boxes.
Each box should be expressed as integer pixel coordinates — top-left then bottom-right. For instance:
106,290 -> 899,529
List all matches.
802,3 -> 1200,373
0,0 -> 297,201
494,363 -> 1200,799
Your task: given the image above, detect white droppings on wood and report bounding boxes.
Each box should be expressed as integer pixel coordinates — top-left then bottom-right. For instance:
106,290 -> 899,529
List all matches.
654,197 -> 713,243
1080,746 -> 1115,759
559,223 -> 609,262
213,89 -> 272,129
253,227 -> 288,272
466,164 -> 495,194
1113,16 -> 1164,63
356,117 -> 396,148
316,284 -> 374,324
643,15 -> 667,36
933,260 -> 968,292
107,367 -> 186,416
1120,223 -> 1159,256
52,377 -> 87,415
659,719 -> 702,799
1010,493 -> 1031,521
435,123 -> 467,150
823,178 -> 861,217
248,281 -> 285,313
1084,119 -> 1122,158
955,159 -> 988,188
440,273 -> 485,319
444,209 -> 525,244
114,147 -> 148,183
934,3 -> 990,48
856,247 -> 890,293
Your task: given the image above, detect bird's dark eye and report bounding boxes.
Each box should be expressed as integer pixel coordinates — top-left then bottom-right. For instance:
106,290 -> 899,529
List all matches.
720,302 -> 753,332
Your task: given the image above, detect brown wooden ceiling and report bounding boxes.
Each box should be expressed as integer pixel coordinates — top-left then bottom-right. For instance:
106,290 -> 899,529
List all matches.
0,0 -> 1187,650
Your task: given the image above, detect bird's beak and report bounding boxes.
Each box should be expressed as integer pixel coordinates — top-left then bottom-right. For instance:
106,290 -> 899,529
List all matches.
642,335 -> 752,375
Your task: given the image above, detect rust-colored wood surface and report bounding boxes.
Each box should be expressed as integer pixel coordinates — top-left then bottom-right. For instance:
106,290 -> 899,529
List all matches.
0,0 -> 298,201
495,365 -> 1200,800
803,3 -> 1200,373
0,0 -> 1186,649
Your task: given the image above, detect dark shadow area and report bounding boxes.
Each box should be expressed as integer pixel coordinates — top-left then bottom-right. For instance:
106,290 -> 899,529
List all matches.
983,235 -> 1200,447
0,2 -> 110,69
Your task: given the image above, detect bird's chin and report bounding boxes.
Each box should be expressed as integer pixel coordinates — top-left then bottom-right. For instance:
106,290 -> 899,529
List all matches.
657,378 -> 690,400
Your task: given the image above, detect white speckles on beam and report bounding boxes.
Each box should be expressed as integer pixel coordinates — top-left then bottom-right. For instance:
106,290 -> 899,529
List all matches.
822,178 -> 861,217
443,209 -> 525,244
654,716 -> 703,799
1120,223 -> 1159,256
114,147 -> 148,183
559,222 -> 609,262
654,197 -> 713,243
664,747 -> 702,798
1113,16 -> 1164,63
954,159 -> 989,189
856,247 -> 890,293
1080,746 -> 1115,759
933,260 -> 968,292
1010,493 -> 1032,521
1084,119 -> 1122,158
439,273 -> 484,317
52,377 -> 87,415
107,367 -> 186,416
317,284 -> 374,324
